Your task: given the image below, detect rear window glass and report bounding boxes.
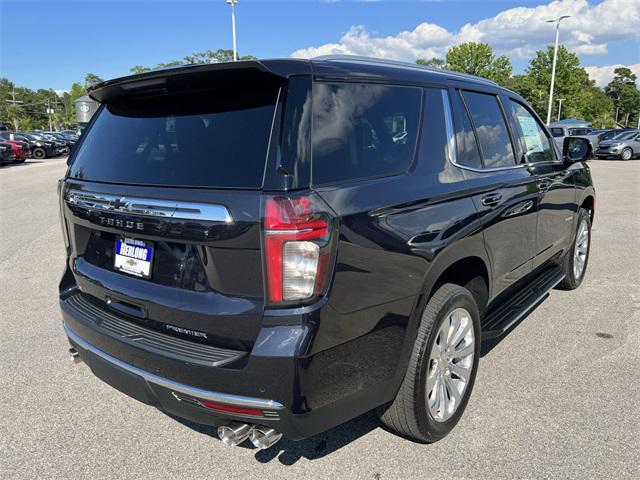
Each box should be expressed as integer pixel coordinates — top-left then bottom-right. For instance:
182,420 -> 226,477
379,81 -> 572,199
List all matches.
450,90 -> 482,169
550,128 -> 564,137
69,83 -> 280,188
312,83 -> 422,185
461,91 -> 515,168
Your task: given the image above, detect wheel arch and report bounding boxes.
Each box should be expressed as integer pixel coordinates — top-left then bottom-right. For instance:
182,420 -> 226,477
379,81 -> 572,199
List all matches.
417,238 -> 492,319
580,194 -> 595,223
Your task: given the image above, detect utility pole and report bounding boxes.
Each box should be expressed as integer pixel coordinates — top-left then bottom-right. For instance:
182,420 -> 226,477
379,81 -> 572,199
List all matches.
46,100 -> 53,131
226,0 -> 238,61
545,15 -> 571,125
557,98 -> 564,121
5,89 -> 24,130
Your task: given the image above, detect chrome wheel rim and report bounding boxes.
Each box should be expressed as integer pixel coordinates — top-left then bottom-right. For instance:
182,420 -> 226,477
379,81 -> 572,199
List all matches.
426,307 -> 475,423
573,219 -> 589,279
621,149 -> 632,160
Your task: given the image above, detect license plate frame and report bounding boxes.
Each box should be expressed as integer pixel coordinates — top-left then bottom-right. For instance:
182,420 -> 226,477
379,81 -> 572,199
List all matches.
114,237 -> 154,279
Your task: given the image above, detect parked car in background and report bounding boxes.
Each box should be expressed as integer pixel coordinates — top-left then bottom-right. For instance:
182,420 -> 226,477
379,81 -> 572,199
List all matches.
0,142 -> 17,165
29,132 -> 69,155
3,140 -> 30,163
0,132 -> 58,159
595,128 -> 634,144
549,123 -> 599,155
44,132 -> 78,151
59,57 -> 595,448
595,130 -> 640,160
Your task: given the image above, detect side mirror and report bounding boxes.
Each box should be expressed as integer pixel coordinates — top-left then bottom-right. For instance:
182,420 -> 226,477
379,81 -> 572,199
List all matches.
563,136 -> 591,162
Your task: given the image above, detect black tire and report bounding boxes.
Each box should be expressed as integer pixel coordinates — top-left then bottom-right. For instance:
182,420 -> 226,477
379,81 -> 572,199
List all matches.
620,148 -> 632,161
378,283 -> 481,443
32,147 -> 46,159
557,208 -> 591,290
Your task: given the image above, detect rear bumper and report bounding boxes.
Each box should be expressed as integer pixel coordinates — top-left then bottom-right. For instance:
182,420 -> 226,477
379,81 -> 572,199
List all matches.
60,291 -> 404,440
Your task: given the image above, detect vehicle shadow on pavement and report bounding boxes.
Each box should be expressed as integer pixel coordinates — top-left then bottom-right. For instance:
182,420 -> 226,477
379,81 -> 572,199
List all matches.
169,410 -> 380,464
0,160 -> 43,169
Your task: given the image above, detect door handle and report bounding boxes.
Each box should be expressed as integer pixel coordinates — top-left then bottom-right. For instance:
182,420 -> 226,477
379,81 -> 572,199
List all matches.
481,193 -> 502,207
538,181 -> 551,192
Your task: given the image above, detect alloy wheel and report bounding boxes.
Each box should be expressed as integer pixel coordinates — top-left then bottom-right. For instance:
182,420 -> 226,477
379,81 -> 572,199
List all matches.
426,307 -> 475,422
573,219 -> 589,279
621,148 -> 632,160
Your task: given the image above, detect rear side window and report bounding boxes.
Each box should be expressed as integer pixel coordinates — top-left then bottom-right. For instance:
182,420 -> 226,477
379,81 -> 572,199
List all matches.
69,83 -> 280,188
450,90 -> 482,169
461,91 -> 515,168
550,128 -> 564,137
311,83 -> 422,185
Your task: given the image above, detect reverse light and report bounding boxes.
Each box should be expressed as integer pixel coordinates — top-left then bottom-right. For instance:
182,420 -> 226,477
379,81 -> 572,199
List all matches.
263,195 -> 335,304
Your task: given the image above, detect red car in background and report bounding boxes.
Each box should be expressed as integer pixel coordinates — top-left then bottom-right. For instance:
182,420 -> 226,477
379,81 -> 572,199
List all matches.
0,140 -> 29,164
7,140 -> 30,162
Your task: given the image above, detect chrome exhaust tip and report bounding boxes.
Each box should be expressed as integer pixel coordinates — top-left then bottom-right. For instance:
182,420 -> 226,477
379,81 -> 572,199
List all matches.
249,426 -> 283,450
69,347 -> 82,364
217,422 -> 253,447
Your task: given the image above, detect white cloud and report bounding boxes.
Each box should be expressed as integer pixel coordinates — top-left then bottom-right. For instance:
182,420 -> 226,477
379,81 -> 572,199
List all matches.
584,64 -> 640,87
292,0 -> 639,62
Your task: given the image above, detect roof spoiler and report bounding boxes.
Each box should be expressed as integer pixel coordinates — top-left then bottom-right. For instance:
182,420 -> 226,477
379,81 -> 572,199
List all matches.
88,59 -> 312,103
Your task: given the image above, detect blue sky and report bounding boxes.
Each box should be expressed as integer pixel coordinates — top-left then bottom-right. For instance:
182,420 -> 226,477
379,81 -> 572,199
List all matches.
1,0 -> 638,91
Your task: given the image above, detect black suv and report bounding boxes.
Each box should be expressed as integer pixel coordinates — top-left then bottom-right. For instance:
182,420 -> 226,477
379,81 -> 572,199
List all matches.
58,57 -> 595,448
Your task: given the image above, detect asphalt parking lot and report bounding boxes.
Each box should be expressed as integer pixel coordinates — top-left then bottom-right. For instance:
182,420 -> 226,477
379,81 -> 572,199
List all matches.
1,157 -> 639,479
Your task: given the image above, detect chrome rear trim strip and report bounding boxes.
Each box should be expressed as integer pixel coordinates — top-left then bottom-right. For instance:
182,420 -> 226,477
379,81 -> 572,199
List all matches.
65,191 -> 233,223
63,324 -> 284,410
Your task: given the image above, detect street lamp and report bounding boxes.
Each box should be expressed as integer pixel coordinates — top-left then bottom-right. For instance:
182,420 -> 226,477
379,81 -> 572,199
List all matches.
557,98 -> 564,121
226,0 -> 238,61
545,15 -> 570,125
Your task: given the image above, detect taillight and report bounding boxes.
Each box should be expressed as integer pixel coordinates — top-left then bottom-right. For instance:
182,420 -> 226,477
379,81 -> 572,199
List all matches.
263,195 -> 335,304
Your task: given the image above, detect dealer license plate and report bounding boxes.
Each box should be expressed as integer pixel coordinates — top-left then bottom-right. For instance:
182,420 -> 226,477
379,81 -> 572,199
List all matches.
114,238 -> 154,279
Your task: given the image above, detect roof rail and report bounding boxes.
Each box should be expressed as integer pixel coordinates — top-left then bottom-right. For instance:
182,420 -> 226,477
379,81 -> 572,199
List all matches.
312,54 -> 499,87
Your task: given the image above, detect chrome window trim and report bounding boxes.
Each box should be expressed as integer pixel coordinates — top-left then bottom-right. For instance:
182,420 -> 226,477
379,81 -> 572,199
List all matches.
65,190 -> 233,223
441,89 -> 527,173
64,324 -> 284,410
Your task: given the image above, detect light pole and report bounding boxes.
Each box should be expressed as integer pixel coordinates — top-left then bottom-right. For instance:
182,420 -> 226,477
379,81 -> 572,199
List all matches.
556,98 -> 564,121
226,0 -> 238,61
545,15 -> 570,125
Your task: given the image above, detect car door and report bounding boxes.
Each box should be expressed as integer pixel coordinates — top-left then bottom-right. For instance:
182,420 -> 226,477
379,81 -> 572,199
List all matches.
448,88 -> 539,298
506,98 -> 576,269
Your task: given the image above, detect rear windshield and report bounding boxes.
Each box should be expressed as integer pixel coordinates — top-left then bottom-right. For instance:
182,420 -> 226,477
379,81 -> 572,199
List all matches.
550,128 -> 564,137
69,83 -> 280,188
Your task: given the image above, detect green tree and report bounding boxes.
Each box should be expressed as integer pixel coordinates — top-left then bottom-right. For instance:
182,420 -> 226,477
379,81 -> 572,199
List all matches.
130,49 -> 257,74
416,57 -> 446,69
577,86 -> 615,128
183,49 -> 256,64
129,65 -> 152,74
84,73 -> 104,88
445,42 -> 512,85
523,45 -> 592,121
604,67 -> 640,125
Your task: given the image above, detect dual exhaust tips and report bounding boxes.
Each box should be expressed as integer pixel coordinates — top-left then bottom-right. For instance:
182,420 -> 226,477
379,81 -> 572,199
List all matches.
217,422 -> 283,449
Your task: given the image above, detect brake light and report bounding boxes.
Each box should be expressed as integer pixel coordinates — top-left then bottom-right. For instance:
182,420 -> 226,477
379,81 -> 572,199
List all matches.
263,195 -> 334,304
